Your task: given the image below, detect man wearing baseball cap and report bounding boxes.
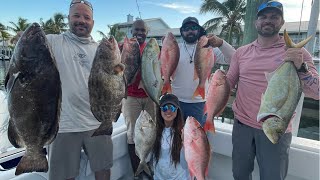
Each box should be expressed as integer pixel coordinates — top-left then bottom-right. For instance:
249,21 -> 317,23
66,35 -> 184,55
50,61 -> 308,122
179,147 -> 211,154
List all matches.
227,1 -> 319,180
171,16 -> 235,126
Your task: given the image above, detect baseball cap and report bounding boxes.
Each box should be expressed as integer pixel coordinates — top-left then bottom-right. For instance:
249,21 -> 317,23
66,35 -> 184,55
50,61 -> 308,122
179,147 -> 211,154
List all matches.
181,17 -> 200,27
257,1 -> 283,17
159,94 -> 180,108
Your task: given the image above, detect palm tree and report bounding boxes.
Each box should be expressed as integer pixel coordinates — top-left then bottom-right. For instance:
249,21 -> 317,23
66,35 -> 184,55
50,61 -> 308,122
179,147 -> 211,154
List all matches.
40,13 -> 68,34
108,24 -> 126,42
242,0 -> 266,45
7,17 -> 30,34
7,17 -> 30,45
97,24 -> 126,42
0,23 -> 11,40
200,0 -> 246,46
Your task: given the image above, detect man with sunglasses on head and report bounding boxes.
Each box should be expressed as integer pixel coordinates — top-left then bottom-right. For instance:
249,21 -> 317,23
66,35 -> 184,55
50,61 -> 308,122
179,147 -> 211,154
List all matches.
121,19 -> 156,179
227,1 -> 319,180
172,16 -> 235,126
44,1 -> 113,180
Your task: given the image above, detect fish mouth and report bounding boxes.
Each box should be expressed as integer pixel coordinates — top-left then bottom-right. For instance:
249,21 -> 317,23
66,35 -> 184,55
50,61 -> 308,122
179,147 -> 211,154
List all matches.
257,113 -> 280,122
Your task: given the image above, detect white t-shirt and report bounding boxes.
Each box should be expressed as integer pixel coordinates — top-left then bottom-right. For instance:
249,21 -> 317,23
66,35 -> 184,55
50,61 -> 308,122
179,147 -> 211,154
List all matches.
153,127 -> 190,180
172,40 -> 234,103
46,31 -> 100,133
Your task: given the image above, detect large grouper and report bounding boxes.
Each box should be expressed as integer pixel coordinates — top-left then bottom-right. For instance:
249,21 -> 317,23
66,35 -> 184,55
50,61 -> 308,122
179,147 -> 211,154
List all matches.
88,36 -> 126,136
4,23 -> 61,175
257,30 -> 312,144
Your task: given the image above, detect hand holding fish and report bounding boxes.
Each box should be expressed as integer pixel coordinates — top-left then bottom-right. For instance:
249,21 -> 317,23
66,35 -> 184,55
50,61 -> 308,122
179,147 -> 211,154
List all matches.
284,48 -> 303,69
206,34 -> 223,47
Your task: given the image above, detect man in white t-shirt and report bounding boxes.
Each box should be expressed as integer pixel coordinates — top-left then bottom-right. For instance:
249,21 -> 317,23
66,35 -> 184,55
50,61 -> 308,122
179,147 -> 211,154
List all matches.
172,17 -> 235,126
46,1 -> 113,180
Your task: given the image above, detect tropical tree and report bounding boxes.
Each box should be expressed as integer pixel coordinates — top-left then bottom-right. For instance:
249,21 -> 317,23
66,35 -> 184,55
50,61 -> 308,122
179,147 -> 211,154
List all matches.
0,23 -> 11,40
7,17 -> 30,45
200,0 -> 246,46
7,17 -> 30,35
242,0 -> 266,45
97,23 -> 126,42
40,13 -> 68,34
108,24 -> 126,42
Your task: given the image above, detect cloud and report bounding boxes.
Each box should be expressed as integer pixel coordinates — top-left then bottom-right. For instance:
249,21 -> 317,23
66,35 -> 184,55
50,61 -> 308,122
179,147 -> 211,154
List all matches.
143,1 -> 198,14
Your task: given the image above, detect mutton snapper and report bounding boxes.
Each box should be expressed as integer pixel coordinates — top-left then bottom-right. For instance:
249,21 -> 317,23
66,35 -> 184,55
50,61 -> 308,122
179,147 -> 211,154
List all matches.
193,36 -> 215,99
160,32 -> 179,94
257,30 -> 312,144
88,36 -> 126,136
184,116 -> 210,180
121,36 -> 140,85
203,69 -> 230,133
4,23 -> 61,175
141,38 -> 163,105
134,110 -> 157,176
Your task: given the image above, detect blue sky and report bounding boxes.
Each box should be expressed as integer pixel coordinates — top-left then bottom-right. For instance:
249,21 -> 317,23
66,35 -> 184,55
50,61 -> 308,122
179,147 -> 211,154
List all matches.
0,0 -> 316,41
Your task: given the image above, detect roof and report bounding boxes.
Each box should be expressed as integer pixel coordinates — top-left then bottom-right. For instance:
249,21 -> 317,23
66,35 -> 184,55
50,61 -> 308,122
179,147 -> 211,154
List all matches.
280,20 -> 320,33
118,18 -> 170,29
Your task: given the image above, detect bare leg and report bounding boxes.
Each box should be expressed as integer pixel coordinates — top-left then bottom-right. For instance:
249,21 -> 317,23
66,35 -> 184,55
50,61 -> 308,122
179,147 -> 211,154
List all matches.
95,168 -> 111,180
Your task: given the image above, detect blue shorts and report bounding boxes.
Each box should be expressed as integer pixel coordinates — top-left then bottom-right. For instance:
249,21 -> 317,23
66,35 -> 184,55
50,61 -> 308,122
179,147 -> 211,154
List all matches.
179,101 -> 205,127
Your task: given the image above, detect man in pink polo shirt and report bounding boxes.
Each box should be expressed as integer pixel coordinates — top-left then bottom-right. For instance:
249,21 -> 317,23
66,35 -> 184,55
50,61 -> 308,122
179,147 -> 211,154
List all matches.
227,1 -> 319,180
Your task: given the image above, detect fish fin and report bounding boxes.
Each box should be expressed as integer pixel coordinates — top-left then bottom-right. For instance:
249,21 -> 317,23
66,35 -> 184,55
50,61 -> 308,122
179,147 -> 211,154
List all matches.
92,122 -> 113,136
7,118 -> 23,148
203,119 -> 215,134
264,71 -> 276,82
5,72 -> 21,94
283,29 -> 312,48
15,149 -> 48,175
193,86 -> 205,99
114,63 -> 125,75
193,68 -> 199,80
161,83 -> 172,94
135,162 -> 151,177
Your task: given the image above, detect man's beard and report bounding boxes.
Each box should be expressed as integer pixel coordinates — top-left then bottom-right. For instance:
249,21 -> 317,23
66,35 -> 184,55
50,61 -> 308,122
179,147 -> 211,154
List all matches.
183,33 -> 198,43
257,24 -> 281,37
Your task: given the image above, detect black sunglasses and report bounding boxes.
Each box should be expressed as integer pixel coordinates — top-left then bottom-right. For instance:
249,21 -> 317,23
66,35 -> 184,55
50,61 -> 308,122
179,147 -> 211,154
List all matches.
258,1 -> 283,13
70,0 -> 93,11
181,25 -> 200,32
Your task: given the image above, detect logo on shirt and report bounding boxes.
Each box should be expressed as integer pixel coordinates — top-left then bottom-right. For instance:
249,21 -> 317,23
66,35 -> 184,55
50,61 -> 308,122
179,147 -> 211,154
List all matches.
73,53 -> 90,71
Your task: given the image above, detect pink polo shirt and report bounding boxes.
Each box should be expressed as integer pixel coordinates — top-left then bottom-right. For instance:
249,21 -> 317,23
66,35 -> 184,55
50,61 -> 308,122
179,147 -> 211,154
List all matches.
227,37 -> 319,130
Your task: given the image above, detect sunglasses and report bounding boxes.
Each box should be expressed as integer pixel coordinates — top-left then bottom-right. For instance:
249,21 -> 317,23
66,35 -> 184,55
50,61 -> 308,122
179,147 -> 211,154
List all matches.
181,25 -> 199,32
160,104 -> 177,112
257,1 -> 283,13
70,0 -> 93,11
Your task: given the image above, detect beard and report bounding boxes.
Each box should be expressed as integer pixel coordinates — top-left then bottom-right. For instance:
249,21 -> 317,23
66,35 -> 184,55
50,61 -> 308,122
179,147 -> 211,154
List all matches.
70,22 -> 91,37
257,24 -> 281,37
182,33 -> 199,43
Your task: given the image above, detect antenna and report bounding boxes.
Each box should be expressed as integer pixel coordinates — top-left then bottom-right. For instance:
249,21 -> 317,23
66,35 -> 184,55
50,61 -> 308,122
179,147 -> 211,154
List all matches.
298,0 -> 305,41
136,0 -> 142,19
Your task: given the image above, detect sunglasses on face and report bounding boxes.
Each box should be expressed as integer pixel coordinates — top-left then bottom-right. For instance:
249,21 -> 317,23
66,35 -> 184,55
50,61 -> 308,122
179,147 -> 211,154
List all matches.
181,25 -> 199,32
257,1 -> 283,12
160,104 -> 177,112
70,0 -> 93,11
134,28 -> 146,32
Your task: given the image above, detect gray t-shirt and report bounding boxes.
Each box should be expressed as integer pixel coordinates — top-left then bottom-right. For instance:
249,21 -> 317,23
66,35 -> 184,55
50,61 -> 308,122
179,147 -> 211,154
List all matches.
46,31 -> 100,132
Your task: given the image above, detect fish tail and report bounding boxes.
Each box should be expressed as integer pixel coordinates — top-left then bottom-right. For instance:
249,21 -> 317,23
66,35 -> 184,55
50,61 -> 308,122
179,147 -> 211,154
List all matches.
135,161 -> 151,177
203,118 -> 215,134
92,123 -> 113,136
15,149 -> 48,175
193,86 -> 205,99
162,83 -> 172,94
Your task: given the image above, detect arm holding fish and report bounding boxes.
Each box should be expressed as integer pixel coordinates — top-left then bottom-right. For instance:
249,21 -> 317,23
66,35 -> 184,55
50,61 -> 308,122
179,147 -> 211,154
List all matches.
207,34 -> 236,64
284,48 -> 319,100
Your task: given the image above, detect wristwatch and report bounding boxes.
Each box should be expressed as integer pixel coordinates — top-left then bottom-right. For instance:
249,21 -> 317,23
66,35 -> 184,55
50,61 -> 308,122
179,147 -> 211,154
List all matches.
297,62 -> 309,73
